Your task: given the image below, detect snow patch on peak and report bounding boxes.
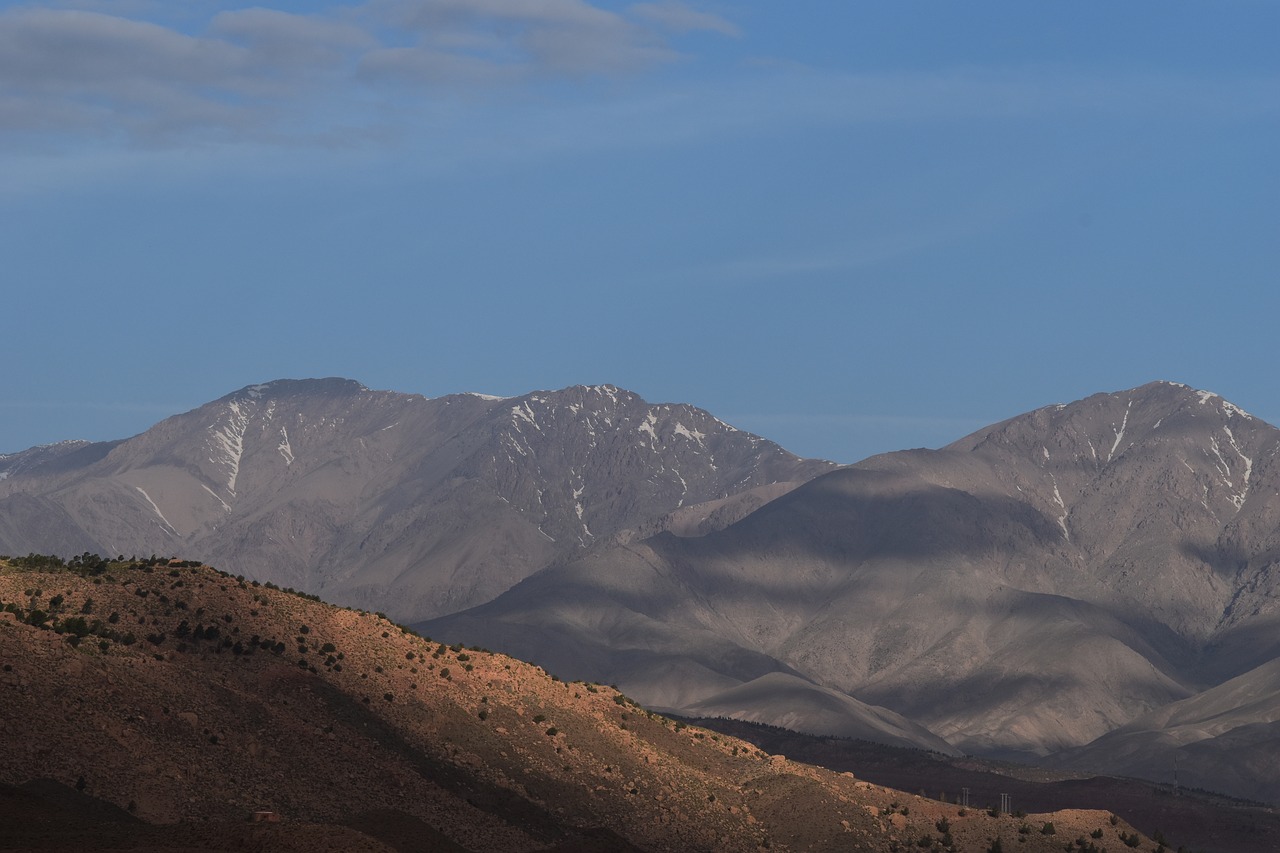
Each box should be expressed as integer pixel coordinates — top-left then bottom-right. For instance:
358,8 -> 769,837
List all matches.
201,484 -> 231,513
638,412 -> 658,442
585,384 -> 624,405
277,427 -> 294,466
463,392 -> 507,401
1222,425 -> 1253,509
710,415 -> 744,435
1222,400 -> 1253,420
208,400 -> 251,496
673,422 -> 706,445
511,402 -> 541,431
135,487 -> 177,536
1049,475 -> 1070,541
1194,389 -> 1254,420
1108,401 -> 1131,463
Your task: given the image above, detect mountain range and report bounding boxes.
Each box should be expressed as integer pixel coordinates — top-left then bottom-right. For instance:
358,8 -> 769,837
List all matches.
421,381 -> 1280,803
0,379 -> 833,621
4,377 -> 1280,806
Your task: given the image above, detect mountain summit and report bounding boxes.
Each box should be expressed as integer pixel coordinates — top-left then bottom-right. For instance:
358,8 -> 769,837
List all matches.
0,379 -> 834,621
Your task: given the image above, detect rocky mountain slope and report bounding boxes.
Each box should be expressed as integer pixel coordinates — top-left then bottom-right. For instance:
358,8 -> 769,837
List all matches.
0,556 -> 1148,853
1049,655 -> 1280,804
422,382 -> 1280,801
0,379 -> 834,621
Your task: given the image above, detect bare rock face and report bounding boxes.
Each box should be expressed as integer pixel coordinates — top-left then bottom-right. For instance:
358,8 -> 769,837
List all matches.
0,379 -> 834,621
422,382 -> 1280,801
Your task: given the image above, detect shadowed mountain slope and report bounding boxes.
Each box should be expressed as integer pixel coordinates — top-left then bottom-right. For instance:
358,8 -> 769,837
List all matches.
1049,656 -> 1280,804
423,382 -> 1280,800
0,379 -> 834,622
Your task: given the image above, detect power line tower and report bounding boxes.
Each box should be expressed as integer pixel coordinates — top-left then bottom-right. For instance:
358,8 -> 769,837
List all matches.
961,787 -> 970,808
1000,793 -> 1011,814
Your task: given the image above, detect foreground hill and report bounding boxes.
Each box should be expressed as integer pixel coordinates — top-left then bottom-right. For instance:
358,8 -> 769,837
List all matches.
423,382 -> 1280,801
0,556 -> 1146,852
0,379 -> 834,621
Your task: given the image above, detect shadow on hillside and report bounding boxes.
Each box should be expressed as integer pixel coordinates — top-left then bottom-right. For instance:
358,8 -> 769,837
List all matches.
696,718 -> 1280,853
305,676 -> 646,852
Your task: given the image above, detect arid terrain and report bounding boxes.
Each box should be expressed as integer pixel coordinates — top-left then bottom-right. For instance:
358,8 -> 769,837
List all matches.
695,718 -> 1280,853
1,555 -> 1155,852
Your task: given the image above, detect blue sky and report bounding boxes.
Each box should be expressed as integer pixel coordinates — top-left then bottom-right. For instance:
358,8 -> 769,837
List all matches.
3,1 -> 1278,462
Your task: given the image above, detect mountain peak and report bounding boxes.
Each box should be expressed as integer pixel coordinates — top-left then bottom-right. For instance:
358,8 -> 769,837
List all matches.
1115,380 -> 1255,419
221,377 -> 371,403
952,381 -> 1266,457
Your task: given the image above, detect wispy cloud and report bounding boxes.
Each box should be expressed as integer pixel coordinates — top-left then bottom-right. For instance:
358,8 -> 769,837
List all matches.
629,1 -> 740,37
1,1 -> 1275,156
363,0 -> 680,78
0,0 -> 737,148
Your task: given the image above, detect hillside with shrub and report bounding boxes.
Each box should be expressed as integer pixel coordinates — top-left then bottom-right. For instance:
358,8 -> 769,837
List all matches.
0,554 -> 1156,852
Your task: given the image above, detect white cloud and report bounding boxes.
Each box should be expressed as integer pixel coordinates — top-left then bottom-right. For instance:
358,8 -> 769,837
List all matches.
629,1 -> 740,37
380,0 -> 620,28
1,2 -> 1271,154
211,8 -> 375,69
0,0 -> 738,148
0,8 -> 264,141
358,45 -> 520,85
0,9 -> 248,88
368,0 -> 678,78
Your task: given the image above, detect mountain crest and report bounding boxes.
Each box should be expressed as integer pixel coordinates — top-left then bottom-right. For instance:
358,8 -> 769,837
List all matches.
219,377 -> 372,403
0,379 -> 835,621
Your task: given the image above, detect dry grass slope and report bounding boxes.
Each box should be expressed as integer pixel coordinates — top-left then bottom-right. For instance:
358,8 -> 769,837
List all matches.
0,556 -> 1153,852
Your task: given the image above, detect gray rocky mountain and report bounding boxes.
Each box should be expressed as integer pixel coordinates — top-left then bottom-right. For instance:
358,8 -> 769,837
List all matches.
1049,655 -> 1280,803
422,381 -> 1280,799
0,379 -> 834,621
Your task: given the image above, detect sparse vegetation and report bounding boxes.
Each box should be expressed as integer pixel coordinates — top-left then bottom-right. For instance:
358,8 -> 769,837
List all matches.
0,554 -> 1169,853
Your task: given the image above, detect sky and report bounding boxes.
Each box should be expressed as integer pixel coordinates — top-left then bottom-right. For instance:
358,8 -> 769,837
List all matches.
2,1 -> 1278,463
